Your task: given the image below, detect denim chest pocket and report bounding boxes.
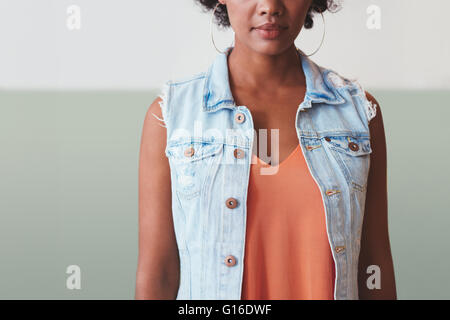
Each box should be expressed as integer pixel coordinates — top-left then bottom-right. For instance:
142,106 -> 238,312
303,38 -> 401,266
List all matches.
324,135 -> 372,191
166,141 -> 223,199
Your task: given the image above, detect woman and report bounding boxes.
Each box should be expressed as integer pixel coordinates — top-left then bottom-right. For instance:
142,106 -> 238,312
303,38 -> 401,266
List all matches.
136,0 -> 396,300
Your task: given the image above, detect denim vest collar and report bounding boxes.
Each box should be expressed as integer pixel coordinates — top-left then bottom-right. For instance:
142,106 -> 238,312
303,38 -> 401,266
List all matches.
202,46 -> 346,113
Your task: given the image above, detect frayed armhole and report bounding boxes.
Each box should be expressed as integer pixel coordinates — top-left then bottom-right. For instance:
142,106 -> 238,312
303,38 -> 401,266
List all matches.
151,80 -> 171,128
351,80 -> 377,125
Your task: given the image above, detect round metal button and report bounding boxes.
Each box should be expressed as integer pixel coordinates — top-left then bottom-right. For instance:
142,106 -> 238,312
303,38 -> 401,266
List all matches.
234,148 -> 245,159
325,137 -> 331,142
226,197 -> 238,209
235,113 -> 245,124
348,142 -> 359,152
184,146 -> 195,157
225,255 -> 237,267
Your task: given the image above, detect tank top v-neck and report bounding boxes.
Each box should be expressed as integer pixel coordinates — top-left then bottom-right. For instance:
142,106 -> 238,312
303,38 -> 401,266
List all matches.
240,144 -> 336,300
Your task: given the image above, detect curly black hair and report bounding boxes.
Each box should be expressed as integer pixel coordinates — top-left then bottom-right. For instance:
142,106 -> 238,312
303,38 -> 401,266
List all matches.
195,0 -> 341,29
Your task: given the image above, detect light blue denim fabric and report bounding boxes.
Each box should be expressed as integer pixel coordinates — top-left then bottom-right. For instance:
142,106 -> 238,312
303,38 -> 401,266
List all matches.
154,46 -> 376,300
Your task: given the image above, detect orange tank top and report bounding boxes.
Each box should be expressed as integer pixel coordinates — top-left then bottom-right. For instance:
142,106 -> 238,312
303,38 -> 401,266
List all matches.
241,144 -> 335,300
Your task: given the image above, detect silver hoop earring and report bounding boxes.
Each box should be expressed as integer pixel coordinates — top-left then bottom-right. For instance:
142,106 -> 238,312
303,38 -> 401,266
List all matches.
210,2 -> 234,54
300,12 -> 326,57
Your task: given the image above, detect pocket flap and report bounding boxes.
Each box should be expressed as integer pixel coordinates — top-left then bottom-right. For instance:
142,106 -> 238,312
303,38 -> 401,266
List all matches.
166,141 -> 223,162
324,135 -> 372,156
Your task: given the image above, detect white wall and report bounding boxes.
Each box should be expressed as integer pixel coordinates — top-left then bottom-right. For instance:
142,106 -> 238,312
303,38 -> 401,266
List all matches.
0,0 -> 449,90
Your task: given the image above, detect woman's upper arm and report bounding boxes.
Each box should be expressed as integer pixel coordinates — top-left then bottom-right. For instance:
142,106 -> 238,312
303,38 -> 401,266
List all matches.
135,97 -> 179,299
358,91 -> 397,299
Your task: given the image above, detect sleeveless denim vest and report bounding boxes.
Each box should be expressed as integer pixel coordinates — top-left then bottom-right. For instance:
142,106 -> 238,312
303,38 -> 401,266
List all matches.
153,46 -> 377,300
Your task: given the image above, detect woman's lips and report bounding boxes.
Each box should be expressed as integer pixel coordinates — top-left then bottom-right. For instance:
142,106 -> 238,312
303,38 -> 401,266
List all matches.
253,27 -> 286,40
